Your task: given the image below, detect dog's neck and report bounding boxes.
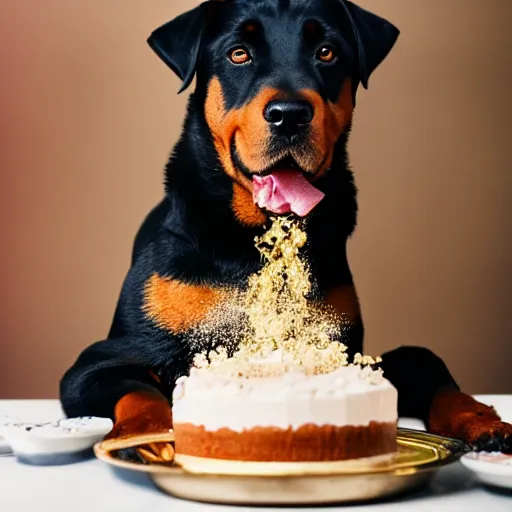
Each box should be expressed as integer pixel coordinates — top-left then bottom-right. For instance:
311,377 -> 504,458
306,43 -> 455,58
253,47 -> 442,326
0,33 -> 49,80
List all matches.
162,93 -> 359,269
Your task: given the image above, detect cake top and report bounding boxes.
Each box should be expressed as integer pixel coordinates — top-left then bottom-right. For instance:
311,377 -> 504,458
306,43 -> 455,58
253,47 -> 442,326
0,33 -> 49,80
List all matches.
173,348 -> 391,405
194,345 -> 383,377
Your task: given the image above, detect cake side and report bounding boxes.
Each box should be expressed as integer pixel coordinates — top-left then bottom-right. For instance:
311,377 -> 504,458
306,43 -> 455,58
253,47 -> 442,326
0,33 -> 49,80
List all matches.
174,421 -> 397,462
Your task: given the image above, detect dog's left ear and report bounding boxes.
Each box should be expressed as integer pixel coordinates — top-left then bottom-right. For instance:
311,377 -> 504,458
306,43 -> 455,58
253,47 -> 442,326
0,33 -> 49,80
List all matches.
147,2 -> 210,94
340,1 -> 400,90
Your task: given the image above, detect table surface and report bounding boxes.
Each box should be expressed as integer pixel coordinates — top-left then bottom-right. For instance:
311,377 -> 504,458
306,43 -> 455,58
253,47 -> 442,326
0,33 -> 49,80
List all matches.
1,397 -> 511,512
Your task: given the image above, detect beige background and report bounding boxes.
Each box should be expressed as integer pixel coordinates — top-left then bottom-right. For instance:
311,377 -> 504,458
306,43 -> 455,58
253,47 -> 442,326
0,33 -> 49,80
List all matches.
1,0 -> 511,399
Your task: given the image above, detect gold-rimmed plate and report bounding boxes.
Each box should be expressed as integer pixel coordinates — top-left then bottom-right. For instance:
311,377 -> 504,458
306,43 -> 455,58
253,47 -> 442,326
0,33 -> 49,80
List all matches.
94,429 -> 469,505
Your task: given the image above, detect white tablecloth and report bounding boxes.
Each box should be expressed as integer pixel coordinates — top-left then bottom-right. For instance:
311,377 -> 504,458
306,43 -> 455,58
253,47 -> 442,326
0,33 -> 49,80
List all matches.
0,398 -> 511,512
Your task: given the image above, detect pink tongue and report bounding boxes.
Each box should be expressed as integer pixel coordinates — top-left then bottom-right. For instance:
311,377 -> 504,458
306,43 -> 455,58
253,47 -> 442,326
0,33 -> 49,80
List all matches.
253,170 -> 325,217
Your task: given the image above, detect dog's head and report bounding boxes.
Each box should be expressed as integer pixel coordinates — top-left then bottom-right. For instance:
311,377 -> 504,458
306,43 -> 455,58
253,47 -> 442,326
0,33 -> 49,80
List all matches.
148,0 -> 398,220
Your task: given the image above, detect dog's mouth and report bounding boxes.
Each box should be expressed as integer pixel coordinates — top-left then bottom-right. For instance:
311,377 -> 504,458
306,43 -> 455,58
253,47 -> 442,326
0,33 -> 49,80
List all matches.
245,155 -> 305,179
230,141 -> 326,217
230,141 -> 316,182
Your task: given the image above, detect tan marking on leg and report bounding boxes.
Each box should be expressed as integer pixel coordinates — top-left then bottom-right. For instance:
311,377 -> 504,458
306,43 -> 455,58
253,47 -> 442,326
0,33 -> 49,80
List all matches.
142,273 -> 222,333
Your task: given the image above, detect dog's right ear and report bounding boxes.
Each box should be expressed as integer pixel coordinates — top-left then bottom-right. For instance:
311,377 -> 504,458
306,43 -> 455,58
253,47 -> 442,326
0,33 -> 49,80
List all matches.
147,2 -> 210,94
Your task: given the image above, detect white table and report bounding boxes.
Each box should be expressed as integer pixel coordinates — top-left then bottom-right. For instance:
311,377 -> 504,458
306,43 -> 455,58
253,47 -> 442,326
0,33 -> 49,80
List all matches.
1,398 -> 511,512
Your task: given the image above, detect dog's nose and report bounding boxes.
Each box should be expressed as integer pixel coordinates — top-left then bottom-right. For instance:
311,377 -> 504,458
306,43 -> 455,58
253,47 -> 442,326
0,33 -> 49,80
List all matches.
264,101 -> 314,141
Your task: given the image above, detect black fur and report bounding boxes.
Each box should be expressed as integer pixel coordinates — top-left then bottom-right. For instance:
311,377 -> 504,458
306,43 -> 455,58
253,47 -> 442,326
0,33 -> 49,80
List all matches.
60,0 -> 458,428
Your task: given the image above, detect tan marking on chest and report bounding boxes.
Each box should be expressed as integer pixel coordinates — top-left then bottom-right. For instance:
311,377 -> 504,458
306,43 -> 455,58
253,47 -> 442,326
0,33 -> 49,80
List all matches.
142,274 -> 223,333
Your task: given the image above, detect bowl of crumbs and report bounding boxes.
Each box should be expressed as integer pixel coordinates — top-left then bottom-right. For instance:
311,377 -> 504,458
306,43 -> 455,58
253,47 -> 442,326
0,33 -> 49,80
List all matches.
0,417 -> 113,465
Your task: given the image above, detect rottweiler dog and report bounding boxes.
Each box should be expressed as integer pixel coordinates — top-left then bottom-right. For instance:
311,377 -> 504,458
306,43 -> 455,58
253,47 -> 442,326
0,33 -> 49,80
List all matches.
60,0 -> 511,457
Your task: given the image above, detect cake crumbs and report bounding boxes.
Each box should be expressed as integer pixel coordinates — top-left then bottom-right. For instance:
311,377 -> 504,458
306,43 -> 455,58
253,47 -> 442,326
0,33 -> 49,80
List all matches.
188,215 -> 384,383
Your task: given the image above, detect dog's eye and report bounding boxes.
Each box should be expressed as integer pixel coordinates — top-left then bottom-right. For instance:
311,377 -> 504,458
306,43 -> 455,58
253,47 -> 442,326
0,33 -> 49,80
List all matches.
316,46 -> 336,64
229,47 -> 251,65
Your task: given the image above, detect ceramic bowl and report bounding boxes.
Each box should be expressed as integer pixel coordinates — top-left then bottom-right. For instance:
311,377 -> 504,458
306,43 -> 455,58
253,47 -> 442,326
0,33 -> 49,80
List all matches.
461,452 -> 512,490
0,417 -> 113,465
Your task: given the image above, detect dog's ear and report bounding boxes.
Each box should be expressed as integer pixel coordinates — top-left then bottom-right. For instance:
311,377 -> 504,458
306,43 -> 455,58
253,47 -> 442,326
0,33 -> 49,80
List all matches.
147,2 -> 210,94
340,1 -> 400,89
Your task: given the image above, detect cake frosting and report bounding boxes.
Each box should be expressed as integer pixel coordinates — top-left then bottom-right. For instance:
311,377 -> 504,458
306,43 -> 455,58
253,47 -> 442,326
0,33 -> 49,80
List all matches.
173,364 -> 397,432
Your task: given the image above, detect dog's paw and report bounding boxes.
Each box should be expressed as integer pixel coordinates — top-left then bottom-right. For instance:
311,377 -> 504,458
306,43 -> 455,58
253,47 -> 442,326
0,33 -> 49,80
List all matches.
106,413 -> 175,464
104,413 -> 172,441
469,421 -> 512,454
105,390 -> 173,441
104,390 -> 175,464
429,389 -> 512,453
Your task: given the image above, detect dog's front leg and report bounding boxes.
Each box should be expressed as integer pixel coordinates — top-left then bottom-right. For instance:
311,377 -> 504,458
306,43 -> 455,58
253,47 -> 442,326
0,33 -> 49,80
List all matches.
380,346 -> 512,453
60,229 -> 226,463
428,388 -> 512,453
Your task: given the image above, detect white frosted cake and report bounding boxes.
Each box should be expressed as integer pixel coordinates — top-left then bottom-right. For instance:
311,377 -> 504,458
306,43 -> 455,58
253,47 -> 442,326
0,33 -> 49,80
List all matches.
172,355 -> 398,465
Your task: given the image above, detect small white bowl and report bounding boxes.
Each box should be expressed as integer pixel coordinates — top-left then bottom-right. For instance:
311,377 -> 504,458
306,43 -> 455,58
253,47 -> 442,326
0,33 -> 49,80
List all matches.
0,417 -> 113,465
461,452 -> 512,490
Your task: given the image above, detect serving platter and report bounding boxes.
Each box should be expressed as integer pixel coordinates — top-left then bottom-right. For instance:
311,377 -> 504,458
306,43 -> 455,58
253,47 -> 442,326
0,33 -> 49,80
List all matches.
94,428 -> 469,505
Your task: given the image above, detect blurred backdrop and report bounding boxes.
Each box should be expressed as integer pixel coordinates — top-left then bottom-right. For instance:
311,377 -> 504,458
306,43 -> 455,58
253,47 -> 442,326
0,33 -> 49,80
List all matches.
1,0 -> 511,398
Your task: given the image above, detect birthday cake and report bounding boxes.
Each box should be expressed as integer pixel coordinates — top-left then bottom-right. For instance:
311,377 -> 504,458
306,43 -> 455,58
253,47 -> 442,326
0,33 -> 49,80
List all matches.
172,351 -> 398,465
